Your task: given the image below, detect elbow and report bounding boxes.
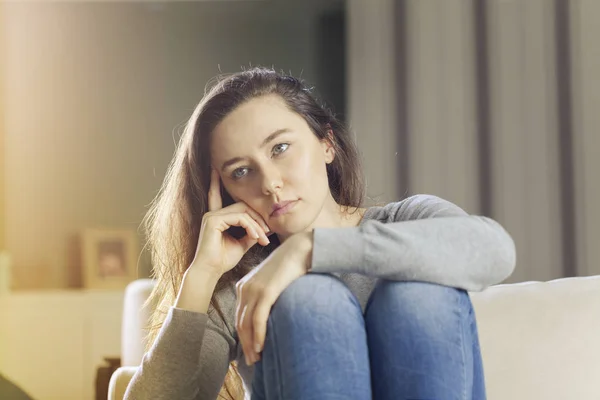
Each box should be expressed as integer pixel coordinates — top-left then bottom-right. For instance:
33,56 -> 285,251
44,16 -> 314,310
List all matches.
506,233 -> 517,276
496,232 -> 517,283
466,216 -> 517,290
485,216 -> 517,284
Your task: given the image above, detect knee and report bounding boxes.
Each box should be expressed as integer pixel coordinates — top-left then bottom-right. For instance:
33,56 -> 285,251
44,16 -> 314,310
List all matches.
270,273 -> 359,322
365,280 -> 472,336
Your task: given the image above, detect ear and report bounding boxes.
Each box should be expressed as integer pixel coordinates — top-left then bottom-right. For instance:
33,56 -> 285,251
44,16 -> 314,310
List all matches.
321,129 -> 336,164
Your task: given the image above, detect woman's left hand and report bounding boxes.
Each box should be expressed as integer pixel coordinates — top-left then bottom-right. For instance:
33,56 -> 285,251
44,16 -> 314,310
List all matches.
235,231 -> 313,366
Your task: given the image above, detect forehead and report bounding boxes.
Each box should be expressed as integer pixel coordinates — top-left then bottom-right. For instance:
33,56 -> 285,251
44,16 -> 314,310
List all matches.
210,95 -> 306,155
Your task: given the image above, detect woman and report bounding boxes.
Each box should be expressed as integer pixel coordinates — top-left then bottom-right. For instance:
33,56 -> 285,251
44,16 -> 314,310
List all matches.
125,67 -> 516,400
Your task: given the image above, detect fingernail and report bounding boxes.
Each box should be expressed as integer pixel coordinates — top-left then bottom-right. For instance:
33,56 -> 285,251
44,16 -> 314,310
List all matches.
245,356 -> 250,366
254,343 -> 261,353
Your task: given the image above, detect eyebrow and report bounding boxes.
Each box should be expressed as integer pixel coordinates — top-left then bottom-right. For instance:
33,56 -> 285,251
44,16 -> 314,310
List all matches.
220,128 -> 291,172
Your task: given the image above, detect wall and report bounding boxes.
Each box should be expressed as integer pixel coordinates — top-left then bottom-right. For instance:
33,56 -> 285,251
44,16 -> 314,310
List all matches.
1,3 -> 6,250
2,0 -> 344,289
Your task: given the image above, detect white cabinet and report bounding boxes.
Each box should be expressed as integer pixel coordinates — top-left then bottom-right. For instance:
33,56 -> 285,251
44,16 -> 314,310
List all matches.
0,290 -> 123,400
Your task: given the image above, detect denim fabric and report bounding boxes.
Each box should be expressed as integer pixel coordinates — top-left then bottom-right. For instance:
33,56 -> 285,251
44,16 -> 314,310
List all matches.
251,274 -> 486,400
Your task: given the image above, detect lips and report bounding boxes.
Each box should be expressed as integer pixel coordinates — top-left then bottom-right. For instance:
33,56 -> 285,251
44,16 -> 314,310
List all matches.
271,200 -> 297,217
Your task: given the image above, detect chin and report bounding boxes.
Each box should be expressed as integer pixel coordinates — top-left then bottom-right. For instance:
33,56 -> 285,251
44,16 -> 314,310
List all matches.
271,225 -> 299,237
278,221 -> 314,238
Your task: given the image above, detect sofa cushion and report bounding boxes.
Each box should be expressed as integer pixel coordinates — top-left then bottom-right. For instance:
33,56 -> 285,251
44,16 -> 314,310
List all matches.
470,275 -> 600,400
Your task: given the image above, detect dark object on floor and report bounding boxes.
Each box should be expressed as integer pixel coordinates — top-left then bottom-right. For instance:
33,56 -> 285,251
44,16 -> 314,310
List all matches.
96,357 -> 121,400
0,373 -> 34,400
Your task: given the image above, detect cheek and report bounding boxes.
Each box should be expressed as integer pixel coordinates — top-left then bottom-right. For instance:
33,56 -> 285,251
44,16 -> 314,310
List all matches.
220,184 -> 237,203
286,146 -> 327,184
223,180 -> 259,205
220,179 -> 245,202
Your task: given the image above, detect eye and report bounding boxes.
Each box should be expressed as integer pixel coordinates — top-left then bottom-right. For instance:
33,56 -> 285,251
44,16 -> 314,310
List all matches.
231,167 -> 249,180
272,143 -> 289,156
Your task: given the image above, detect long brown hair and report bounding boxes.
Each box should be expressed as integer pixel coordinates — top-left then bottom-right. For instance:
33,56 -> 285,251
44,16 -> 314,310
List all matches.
142,67 -> 367,399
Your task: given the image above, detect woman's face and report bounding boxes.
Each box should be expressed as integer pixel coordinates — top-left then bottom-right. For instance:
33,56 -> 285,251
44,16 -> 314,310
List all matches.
210,94 -> 336,237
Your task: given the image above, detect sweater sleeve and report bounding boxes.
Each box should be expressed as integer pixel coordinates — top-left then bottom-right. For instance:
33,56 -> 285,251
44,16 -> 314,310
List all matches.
310,194 -> 516,292
123,306 -> 233,400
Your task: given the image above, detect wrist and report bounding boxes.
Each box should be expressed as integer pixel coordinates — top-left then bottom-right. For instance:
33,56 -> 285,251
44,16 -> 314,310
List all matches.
175,267 -> 221,313
292,231 -> 314,271
186,265 -> 222,285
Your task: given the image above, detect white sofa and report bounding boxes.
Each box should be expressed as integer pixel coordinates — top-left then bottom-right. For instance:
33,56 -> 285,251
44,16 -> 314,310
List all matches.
109,275 -> 600,400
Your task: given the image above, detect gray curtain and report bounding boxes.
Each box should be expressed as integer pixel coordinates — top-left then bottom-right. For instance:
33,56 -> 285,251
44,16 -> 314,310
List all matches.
348,0 -> 600,283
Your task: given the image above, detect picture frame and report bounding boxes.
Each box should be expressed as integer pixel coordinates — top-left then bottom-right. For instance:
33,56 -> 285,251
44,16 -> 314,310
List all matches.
81,228 -> 138,290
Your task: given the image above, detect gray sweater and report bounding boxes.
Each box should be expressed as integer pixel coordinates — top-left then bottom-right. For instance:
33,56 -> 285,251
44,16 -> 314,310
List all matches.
124,195 -> 516,400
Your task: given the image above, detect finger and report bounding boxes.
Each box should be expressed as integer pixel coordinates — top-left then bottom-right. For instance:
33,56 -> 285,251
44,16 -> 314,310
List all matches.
235,281 -> 260,365
252,296 -> 275,358
246,215 -> 270,246
239,215 -> 263,242
234,283 -> 249,362
240,206 -> 271,236
208,167 -> 223,212
236,214 -> 269,247
240,231 -> 261,252
213,213 -> 261,242
223,201 -> 271,235
237,302 -> 256,365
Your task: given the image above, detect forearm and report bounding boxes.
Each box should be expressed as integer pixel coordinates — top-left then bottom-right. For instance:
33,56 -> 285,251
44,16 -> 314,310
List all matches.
311,215 -> 516,291
126,267 -> 228,400
175,267 -> 221,314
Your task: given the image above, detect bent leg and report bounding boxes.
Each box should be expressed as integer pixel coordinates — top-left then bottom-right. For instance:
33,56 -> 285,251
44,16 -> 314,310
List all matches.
251,273 -> 371,400
365,280 -> 486,400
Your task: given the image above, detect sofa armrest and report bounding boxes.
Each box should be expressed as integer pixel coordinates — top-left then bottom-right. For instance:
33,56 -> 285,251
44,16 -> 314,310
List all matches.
122,279 -> 156,366
108,366 -> 138,400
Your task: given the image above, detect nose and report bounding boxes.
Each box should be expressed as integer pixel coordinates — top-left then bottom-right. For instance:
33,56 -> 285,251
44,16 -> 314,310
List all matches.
260,167 -> 283,196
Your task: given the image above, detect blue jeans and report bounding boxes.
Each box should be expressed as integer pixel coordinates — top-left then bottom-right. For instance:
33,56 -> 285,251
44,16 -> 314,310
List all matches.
251,273 -> 486,400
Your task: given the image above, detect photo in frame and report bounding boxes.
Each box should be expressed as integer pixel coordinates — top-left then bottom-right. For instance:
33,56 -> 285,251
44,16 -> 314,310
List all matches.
81,228 -> 138,289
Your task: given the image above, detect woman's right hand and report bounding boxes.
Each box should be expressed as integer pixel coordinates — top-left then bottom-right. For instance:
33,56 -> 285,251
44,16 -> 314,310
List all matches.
190,167 -> 273,277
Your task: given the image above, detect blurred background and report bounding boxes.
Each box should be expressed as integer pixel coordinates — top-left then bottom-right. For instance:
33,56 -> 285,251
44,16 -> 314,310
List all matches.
0,0 -> 599,399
